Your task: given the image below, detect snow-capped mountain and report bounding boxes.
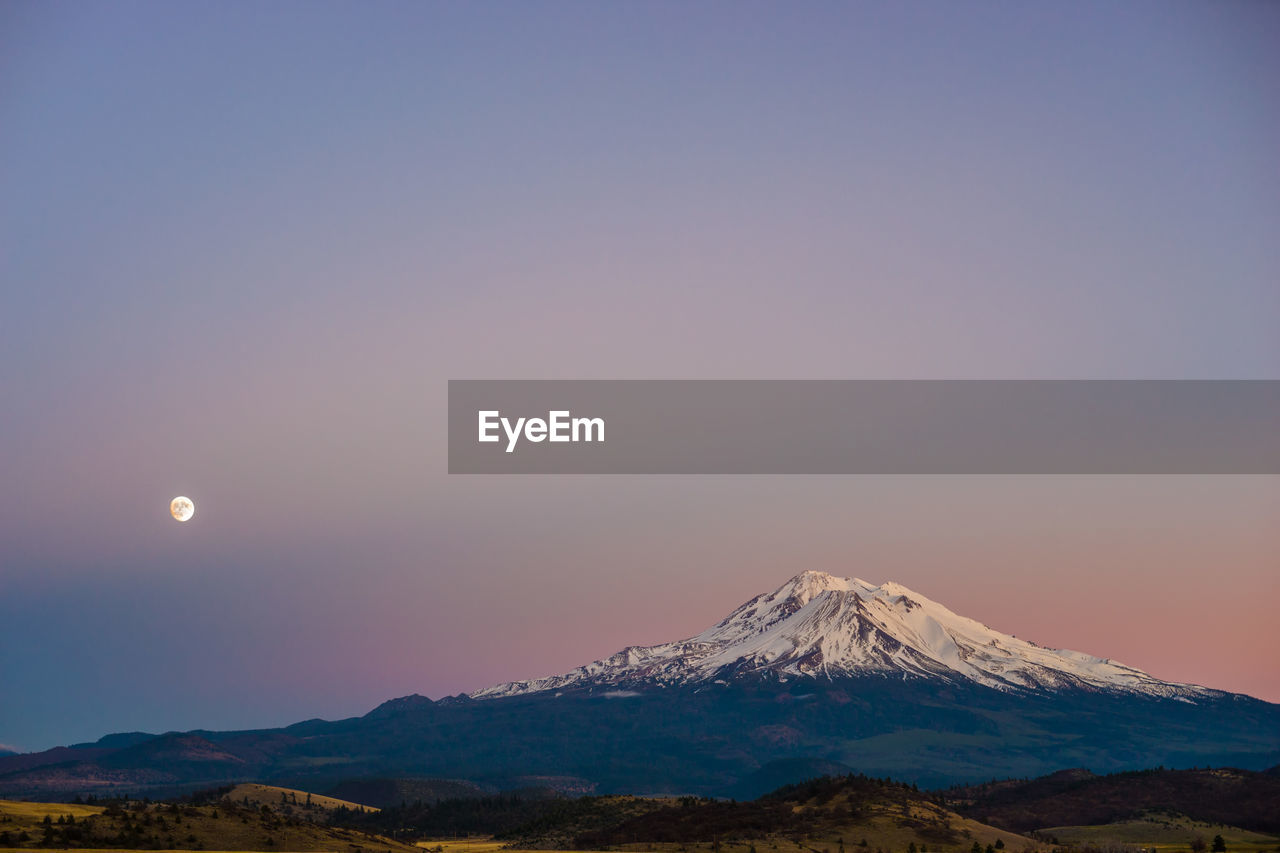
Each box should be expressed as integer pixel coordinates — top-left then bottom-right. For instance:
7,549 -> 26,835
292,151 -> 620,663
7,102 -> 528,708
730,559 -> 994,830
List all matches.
473,571 -> 1214,700
6,571 -> 1274,801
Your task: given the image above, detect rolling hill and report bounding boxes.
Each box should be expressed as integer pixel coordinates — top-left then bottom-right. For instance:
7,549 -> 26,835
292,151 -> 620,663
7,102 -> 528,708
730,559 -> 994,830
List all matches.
224,782 -> 379,814
941,766 -> 1280,833
332,774 -> 1031,853
0,795 -> 416,851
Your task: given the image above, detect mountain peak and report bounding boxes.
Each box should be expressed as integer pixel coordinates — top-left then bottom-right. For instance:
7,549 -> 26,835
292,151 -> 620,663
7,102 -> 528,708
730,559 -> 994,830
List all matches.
768,572 -> 924,605
472,572 -> 1216,701
365,694 -> 435,719
788,569 -> 855,588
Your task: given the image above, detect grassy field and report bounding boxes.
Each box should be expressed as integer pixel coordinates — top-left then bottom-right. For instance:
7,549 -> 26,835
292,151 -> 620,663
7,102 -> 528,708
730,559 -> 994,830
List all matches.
0,798 -> 109,844
415,840 -> 509,853
1039,813 -> 1280,852
0,800 -> 106,823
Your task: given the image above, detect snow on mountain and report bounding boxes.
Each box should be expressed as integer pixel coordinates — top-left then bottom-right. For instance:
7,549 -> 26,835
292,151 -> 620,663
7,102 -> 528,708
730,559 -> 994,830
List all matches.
472,571 -> 1216,700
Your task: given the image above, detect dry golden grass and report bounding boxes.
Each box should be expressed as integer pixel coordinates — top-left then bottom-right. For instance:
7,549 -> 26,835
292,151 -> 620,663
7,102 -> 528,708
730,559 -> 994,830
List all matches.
415,841 -> 509,853
0,800 -> 106,825
1,798 -> 108,844
416,841 -> 604,853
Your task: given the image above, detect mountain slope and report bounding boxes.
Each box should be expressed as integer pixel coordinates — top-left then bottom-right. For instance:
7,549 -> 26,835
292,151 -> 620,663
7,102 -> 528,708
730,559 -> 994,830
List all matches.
475,572 -> 1214,700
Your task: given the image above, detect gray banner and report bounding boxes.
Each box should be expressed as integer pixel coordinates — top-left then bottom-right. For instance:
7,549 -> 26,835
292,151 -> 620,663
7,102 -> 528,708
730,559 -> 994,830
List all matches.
447,380 -> 1280,474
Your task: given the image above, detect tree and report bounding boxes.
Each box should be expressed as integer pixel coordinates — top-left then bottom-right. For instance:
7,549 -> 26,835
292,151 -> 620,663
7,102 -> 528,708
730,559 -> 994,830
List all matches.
1212,836 -> 1226,852
1191,838 -> 1208,853
995,842 -> 1004,850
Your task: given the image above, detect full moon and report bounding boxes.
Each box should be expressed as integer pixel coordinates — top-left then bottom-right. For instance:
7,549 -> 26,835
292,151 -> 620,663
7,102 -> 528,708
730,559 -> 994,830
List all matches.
170,496 -> 195,522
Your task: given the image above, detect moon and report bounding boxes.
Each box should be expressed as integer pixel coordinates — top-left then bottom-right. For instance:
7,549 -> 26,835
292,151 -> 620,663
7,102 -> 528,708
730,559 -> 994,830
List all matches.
170,496 -> 195,522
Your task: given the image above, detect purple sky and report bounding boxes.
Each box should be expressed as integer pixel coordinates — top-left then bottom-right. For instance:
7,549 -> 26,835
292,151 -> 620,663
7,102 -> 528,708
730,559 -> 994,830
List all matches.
2,1 -> 1278,752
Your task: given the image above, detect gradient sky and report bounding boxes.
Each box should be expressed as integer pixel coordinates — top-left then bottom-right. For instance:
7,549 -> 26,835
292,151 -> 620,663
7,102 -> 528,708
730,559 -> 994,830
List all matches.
2,1 -> 1278,753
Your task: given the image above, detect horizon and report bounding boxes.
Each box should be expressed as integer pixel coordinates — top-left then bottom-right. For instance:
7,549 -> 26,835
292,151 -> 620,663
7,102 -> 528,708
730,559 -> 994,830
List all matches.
2,1 -> 1278,754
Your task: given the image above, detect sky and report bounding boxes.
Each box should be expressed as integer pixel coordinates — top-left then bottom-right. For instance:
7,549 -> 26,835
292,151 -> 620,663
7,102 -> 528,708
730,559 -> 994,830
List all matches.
1,0 -> 1278,752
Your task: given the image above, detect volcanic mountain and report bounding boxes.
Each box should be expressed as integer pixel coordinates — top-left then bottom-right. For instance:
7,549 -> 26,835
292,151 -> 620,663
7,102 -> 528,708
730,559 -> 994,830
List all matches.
474,571 -> 1211,700
1,572 -> 1276,800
